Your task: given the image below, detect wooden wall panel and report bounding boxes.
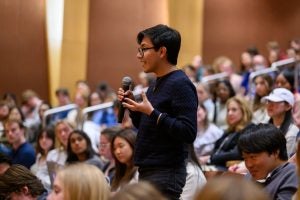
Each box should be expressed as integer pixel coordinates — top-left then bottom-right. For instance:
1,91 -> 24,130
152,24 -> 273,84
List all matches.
0,0 -> 48,103
203,0 -> 300,71
87,0 -> 168,91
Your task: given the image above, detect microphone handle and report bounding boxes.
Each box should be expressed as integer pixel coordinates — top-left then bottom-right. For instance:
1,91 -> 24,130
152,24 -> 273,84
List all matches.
118,104 -> 125,123
118,85 -> 131,123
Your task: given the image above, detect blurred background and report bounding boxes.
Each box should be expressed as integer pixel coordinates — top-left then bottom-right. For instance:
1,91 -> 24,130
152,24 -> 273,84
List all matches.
0,0 -> 299,105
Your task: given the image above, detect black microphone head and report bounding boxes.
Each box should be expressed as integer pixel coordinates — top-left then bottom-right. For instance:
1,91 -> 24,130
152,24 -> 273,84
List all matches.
122,76 -> 132,87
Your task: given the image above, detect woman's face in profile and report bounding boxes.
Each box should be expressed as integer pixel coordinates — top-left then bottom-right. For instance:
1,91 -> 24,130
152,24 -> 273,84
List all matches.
47,176 -> 64,200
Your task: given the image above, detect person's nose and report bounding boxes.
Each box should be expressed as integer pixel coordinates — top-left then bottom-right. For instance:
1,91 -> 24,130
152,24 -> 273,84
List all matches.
115,148 -> 121,155
245,160 -> 253,169
137,52 -> 142,59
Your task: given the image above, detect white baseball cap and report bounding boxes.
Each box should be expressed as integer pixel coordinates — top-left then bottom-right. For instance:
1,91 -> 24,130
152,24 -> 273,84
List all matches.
262,88 -> 294,106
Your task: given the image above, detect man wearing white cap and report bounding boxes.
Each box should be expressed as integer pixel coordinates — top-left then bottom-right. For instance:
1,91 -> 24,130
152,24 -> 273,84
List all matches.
262,88 -> 299,157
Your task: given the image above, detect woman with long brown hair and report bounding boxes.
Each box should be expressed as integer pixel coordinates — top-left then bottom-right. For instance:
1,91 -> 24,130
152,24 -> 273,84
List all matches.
110,128 -> 138,191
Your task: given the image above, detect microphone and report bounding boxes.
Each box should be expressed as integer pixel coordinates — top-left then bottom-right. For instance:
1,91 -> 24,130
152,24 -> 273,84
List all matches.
118,76 -> 132,123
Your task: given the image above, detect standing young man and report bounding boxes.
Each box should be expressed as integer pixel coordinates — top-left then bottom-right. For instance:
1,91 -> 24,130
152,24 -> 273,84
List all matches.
118,24 -> 197,199
238,123 -> 298,200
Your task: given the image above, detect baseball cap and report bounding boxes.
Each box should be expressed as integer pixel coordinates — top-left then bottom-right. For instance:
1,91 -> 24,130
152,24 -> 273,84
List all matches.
262,88 -> 294,106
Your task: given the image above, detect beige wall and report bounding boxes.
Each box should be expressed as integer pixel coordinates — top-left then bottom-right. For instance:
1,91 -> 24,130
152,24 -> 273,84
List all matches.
59,0 -> 90,100
168,0 -> 204,68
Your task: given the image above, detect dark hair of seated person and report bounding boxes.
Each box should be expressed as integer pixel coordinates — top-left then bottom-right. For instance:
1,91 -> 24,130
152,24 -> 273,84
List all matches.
0,164 -> 46,199
238,123 -> 288,161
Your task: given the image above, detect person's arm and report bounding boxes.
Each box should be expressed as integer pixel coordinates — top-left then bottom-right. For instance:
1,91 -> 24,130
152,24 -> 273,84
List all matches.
210,146 -> 242,166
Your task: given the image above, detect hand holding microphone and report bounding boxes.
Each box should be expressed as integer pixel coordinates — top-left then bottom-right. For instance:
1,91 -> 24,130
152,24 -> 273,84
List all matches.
118,76 -> 133,123
117,76 -> 154,123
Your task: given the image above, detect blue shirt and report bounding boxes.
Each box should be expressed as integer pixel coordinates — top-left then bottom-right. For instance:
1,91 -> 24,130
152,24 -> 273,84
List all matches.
9,142 -> 36,169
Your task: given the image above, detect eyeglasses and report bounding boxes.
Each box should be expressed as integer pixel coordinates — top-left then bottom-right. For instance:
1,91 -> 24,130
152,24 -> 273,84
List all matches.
99,143 -> 110,148
138,46 -> 155,57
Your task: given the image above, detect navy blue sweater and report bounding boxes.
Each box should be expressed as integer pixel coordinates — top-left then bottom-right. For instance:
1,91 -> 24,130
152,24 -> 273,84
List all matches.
130,70 -> 197,168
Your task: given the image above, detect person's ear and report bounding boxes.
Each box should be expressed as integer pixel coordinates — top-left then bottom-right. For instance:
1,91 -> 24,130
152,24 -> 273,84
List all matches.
159,46 -> 167,58
273,150 -> 280,159
285,103 -> 292,111
21,186 -> 29,195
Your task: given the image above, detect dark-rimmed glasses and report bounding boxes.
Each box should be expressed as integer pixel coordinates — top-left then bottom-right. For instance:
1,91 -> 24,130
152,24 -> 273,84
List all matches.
138,47 -> 155,57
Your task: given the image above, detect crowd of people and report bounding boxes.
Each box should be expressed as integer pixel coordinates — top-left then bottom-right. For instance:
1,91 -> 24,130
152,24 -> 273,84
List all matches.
0,24 -> 300,200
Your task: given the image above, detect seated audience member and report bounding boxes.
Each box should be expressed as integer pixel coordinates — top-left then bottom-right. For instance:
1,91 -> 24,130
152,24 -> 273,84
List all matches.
2,92 -> 18,109
252,54 -> 268,71
21,89 -> 43,131
181,144 -> 206,200
296,141 -> 300,200
194,104 -> 223,158
89,91 -> 117,128
45,120 -> 73,185
30,128 -> 55,191
196,83 -> 215,122
0,164 -> 47,200
182,64 -> 197,83
46,120 -> 73,164
0,101 -> 10,134
201,96 -> 252,170
47,163 -> 109,200
31,102 -> 52,144
133,72 -> 156,101
239,51 -> 253,95
3,119 -> 35,168
66,130 -> 104,170
238,123 -> 298,200
194,176 -> 269,200
251,74 -> 273,124
110,181 -> 167,200
212,56 -> 242,93
0,153 -> 11,174
99,126 -> 123,184
8,106 -> 25,122
213,80 -> 236,131
267,41 -> 287,64
67,91 -> 89,129
293,100 -> 300,138
262,88 -> 299,157
52,88 -> 72,122
96,81 -> 117,103
111,128 -> 138,191
75,80 -> 91,98
275,68 -> 295,92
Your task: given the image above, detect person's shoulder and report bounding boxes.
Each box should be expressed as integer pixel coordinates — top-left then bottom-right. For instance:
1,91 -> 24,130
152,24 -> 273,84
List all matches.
208,123 -> 223,132
20,142 -> 35,152
46,148 -> 59,161
285,162 -> 297,170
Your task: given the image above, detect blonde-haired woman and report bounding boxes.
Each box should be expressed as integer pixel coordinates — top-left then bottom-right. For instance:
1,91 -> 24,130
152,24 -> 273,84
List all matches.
201,96 -> 252,170
45,120 -> 73,189
195,176 -> 269,200
47,163 -> 110,200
